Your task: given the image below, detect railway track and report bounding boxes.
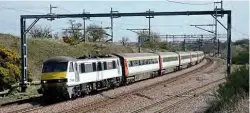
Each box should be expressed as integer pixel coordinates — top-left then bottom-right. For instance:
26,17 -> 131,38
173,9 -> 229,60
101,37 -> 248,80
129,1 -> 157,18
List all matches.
131,78 -> 226,113
59,58 -> 214,113
9,105 -> 42,113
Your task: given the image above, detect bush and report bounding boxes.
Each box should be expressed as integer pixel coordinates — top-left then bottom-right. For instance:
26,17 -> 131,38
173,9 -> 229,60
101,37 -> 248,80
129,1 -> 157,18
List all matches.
232,51 -> 249,64
62,36 -> 77,45
205,65 -> 249,113
0,46 -> 21,91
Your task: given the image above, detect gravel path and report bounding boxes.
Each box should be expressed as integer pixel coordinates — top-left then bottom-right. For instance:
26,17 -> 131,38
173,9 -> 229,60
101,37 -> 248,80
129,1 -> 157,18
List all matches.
0,58 -> 221,113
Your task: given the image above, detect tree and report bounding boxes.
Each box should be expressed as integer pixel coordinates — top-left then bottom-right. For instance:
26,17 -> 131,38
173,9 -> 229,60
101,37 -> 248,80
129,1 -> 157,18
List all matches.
29,25 -> 52,38
234,38 -> 249,46
86,24 -> 107,42
53,32 -> 60,40
63,20 -> 83,40
120,37 -> 129,46
137,31 -> 161,51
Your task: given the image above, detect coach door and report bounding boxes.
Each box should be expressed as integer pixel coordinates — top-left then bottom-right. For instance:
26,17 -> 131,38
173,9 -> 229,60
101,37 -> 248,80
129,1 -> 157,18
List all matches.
74,62 -> 80,82
117,60 -> 121,75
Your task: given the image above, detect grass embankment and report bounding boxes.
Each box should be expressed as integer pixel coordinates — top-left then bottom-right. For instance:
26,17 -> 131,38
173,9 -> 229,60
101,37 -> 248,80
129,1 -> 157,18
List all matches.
0,33 -> 138,81
205,65 -> 249,113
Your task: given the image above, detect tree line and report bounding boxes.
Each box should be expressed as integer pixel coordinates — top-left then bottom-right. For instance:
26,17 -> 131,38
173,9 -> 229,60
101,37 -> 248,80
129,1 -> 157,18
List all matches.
28,19 -> 175,51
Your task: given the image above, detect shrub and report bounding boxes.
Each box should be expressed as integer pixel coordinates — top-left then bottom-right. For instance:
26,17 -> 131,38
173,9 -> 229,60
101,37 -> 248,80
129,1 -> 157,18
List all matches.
205,65 -> 249,113
62,36 -> 77,45
232,51 -> 249,64
0,46 -> 21,91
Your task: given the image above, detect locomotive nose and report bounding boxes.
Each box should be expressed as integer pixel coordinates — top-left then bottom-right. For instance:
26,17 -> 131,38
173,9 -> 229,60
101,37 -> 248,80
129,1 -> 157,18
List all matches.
41,72 -> 67,80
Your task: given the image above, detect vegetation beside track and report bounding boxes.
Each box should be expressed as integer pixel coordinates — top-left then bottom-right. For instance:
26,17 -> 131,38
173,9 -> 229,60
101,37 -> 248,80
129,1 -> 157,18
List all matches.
0,44 -> 22,91
205,39 -> 249,112
205,65 -> 249,113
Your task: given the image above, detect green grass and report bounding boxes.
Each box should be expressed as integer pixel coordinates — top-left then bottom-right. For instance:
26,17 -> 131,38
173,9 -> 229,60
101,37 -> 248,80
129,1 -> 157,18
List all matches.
0,34 -> 137,80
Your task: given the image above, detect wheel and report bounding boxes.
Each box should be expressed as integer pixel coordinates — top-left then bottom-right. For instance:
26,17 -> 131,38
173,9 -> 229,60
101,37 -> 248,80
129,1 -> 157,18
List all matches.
106,79 -> 111,89
85,84 -> 92,95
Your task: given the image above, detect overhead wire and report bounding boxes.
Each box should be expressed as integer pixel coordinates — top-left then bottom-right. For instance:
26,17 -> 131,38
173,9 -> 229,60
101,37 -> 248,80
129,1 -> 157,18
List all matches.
231,27 -> 249,38
57,7 -> 74,14
0,6 -> 46,14
165,0 -> 214,5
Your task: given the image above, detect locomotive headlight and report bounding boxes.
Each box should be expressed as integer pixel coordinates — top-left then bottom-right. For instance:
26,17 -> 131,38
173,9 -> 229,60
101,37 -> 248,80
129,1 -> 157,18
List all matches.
42,80 -> 47,84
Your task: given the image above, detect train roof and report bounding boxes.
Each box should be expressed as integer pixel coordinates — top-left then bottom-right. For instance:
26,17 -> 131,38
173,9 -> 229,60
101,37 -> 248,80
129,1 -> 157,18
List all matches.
175,51 -> 190,55
155,52 -> 178,56
43,56 -> 76,64
186,51 -> 197,54
114,53 -> 158,58
195,51 -> 204,54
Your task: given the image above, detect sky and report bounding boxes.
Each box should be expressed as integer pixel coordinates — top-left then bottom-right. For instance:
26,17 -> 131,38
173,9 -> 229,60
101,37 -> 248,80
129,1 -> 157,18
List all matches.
0,0 -> 249,42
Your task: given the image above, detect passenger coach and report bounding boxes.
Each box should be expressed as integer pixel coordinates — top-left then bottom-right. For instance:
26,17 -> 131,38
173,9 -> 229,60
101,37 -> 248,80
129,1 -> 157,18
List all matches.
114,53 -> 159,84
156,52 -> 179,74
176,51 -> 191,69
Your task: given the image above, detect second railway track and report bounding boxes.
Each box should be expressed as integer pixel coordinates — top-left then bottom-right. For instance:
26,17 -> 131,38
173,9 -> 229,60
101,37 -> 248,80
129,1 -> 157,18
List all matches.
131,78 -> 226,113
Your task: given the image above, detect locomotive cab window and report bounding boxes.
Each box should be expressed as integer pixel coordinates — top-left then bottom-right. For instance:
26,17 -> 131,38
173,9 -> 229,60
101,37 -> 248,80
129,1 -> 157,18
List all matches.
42,62 -> 68,73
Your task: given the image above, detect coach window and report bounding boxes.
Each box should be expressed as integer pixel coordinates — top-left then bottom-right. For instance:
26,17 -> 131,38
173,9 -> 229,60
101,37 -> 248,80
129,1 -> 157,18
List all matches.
144,59 -> 147,65
137,60 -> 140,65
69,62 -> 74,72
154,59 -> 157,63
129,61 -> 133,67
97,62 -> 102,71
112,61 -> 116,69
133,60 -> 137,66
85,64 -> 93,73
107,62 -> 113,69
135,60 -> 139,66
140,60 -> 143,65
139,60 -> 142,65
132,60 -> 135,66
103,62 -> 107,70
165,58 -> 168,62
92,62 -> 97,71
147,59 -> 150,64
80,63 -> 85,73
170,57 -> 174,61
132,60 -> 136,66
